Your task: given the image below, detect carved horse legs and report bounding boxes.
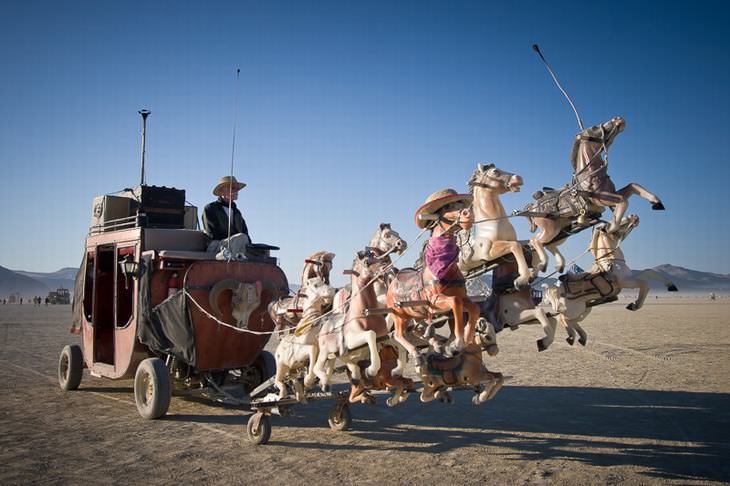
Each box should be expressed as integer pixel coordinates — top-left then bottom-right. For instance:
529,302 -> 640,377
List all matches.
529,220 -> 568,274
614,269 -> 678,311
489,240 -> 534,288
557,312 -> 588,346
592,182 -> 664,233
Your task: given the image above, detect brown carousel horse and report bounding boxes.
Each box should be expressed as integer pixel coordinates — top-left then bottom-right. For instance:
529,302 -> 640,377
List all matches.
386,189 -> 480,360
311,250 -> 392,396
527,117 -> 665,273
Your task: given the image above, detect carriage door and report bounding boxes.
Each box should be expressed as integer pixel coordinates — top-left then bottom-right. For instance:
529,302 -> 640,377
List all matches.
92,245 -> 116,365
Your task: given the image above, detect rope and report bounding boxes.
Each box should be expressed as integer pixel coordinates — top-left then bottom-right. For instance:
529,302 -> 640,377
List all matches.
183,287 -> 291,336
294,226 -> 431,337
531,248 -> 591,287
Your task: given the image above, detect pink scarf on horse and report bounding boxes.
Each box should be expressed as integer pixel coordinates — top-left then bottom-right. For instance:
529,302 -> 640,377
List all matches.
424,234 -> 460,281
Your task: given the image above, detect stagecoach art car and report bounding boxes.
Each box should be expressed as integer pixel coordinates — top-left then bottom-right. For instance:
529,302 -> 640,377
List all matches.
58,184 -> 288,419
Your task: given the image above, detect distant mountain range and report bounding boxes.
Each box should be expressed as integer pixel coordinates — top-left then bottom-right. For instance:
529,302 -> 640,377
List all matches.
0,266 -> 77,298
0,263 -> 728,300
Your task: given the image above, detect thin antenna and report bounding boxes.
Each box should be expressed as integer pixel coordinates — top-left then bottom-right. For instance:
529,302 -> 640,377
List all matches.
229,68 -> 241,181
138,109 -> 151,185
226,68 -> 241,250
532,44 -> 584,130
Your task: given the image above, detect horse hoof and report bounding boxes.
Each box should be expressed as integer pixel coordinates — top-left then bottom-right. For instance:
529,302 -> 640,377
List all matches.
668,284 -> 678,292
472,395 -> 483,406
555,265 -> 565,274
566,337 -> 575,346
652,201 -> 666,210
537,340 -> 547,352
579,337 -> 587,346
626,303 -> 637,311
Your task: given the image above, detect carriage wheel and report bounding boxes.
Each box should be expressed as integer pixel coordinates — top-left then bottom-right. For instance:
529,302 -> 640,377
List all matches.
246,413 -> 271,445
240,350 -> 276,394
134,358 -> 171,420
58,345 -> 83,391
328,404 -> 352,432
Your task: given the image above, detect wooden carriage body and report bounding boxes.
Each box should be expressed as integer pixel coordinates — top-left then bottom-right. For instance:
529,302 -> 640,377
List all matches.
75,186 -> 288,380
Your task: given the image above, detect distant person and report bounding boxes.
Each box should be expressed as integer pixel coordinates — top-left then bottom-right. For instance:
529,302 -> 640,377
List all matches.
19,298 -> 23,305
45,297 -> 49,305
202,176 -> 251,260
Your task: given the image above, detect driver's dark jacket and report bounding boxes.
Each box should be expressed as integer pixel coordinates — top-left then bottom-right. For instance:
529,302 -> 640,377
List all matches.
202,198 -> 250,241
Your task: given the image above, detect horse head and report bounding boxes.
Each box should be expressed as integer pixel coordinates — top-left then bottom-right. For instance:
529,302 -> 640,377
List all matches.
570,117 -> 626,171
469,162 -> 524,195
369,223 -> 407,257
300,276 -> 336,314
301,251 -> 335,286
350,249 -> 389,286
613,214 -> 640,242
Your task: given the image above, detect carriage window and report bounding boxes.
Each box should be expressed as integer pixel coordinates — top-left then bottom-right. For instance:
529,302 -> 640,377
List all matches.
83,253 -> 95,322
116,247 -> 135,327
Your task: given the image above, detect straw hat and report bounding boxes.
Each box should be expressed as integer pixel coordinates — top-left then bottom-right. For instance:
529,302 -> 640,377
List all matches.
213,175 -> 247,196
413,188 -> 473,228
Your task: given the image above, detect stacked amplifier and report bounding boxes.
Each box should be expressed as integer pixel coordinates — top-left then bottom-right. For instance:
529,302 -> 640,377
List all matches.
90,185 -> 198,233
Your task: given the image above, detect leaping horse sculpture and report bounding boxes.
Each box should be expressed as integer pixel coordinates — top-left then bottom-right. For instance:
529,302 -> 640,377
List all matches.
526,117 -> 665,273
525,45 -> 665,273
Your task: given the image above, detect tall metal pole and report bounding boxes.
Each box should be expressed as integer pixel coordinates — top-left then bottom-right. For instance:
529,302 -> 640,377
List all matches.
532,44 -> 584,130
138,109 -> 151,186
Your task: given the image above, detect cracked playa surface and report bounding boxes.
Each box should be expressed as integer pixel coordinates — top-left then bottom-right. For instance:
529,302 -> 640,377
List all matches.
1,298 -> 729,485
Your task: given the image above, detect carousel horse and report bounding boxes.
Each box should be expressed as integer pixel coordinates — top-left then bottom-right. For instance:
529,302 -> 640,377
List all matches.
312,249 -> 393,400
417,344 -> 504,405
527,117 -> 665,273
346,345 -> 414,406
270,251 -> 336,330
387,189 -> 480,359
271,277 -> 336,401
544,215 -> 678,345
332,223 -> 407,312
300,251 -> 335,287
457,163 -> 534,289
479,257 -> 559,352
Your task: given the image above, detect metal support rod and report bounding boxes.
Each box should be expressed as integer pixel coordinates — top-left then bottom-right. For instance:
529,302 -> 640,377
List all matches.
138,109 -> 151,186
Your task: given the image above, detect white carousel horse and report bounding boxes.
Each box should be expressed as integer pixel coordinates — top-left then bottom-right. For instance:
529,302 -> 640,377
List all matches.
544,215 -> 677,346
271,277 -> 336,401
528,117 -> 665,273
458,163 -> 535,289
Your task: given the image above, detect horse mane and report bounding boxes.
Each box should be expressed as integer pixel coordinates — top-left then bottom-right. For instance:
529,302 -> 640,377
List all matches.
301,251 -> 334,285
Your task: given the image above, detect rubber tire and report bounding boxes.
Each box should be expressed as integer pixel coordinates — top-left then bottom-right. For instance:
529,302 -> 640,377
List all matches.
255,350 -> 276,381
241,350 -> 276,394
328,405 -> 352,432
58,345 -> 83,391
134,358 -> 171,420
246,413 -> 271,445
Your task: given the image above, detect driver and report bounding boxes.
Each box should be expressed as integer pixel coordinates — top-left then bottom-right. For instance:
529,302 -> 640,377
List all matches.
203,176 -> 251,260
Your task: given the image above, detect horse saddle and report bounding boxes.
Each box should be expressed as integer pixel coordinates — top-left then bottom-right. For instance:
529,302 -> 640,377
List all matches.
559,271 -> 615,300
392,268 -> 426,306
427,353 -> 464,386
527,184 -> 600,220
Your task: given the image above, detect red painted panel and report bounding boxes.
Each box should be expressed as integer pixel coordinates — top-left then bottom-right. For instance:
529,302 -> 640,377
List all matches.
184,261 -> 288,371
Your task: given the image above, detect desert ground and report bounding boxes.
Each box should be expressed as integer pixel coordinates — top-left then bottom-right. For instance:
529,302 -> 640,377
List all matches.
1,297 -> 729,485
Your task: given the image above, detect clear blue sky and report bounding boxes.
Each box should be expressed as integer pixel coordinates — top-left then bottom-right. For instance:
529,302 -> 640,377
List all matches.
1,1 -> 728,283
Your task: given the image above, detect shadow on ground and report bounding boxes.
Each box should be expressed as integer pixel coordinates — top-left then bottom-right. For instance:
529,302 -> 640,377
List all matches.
268,386 -> 730,482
